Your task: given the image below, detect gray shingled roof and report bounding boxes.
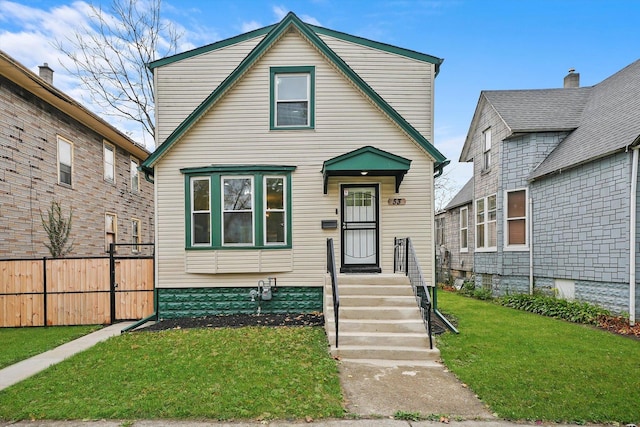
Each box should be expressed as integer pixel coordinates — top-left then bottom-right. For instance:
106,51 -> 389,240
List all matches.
531,60 -> 640,179
483,87 -> 591,134
444,177 -> 473,210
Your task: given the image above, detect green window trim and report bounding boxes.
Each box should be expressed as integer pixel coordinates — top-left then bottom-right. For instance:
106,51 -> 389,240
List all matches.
184,166 -> 295,250
270,66 -> 315,130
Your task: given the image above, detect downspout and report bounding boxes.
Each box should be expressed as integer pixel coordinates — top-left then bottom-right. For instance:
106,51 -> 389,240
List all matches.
529,195 -> 534,295
629,146 -> 638,326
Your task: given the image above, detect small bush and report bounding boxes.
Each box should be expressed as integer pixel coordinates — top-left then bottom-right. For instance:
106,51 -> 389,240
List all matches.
458,280 -> 493,300
498,293 -> 610,325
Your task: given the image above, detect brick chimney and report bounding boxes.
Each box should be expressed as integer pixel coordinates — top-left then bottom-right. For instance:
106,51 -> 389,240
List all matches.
38,63 -> 54,85
564,68 -> 579,88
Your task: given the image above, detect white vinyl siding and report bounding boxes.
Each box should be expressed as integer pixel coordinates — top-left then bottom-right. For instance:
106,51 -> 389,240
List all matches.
154,36 -> 266,144
318,34 -> 435,139
153,29 -> 436,287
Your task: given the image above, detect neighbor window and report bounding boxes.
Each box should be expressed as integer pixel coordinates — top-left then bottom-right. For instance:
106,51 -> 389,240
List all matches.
270,66 -> 315,129
476,194 -> 496,250
506,189 -> 527,247
482,128 -> 492,171
191,177 -> 211,246
105,213 -> 117,252
104,142 -> 115,183
130,158 -> 140,193
131,218 -> 141,252
184,166 -> 294,249
460,206 -> 468,252
435,217 -> 445,247
57,136 -> 73,186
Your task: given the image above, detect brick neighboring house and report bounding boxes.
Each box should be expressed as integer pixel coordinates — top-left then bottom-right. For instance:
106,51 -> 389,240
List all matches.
0,50 -> 154,258
435,177 -> 474,283
459,62 -> 640,323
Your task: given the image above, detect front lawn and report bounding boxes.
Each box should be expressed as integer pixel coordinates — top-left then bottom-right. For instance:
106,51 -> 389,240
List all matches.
0,325 -> 100,369
436,291 -> 640,424
0,326 -> 343,421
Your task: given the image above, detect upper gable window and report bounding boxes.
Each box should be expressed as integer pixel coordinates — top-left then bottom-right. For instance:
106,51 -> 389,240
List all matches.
270,66 -> 315,129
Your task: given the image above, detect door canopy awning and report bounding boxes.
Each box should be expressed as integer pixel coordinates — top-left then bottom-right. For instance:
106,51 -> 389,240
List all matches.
322,146 -> 411,194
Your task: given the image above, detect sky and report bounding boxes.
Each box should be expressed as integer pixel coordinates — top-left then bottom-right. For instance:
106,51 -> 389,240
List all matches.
1,0 -> 639,203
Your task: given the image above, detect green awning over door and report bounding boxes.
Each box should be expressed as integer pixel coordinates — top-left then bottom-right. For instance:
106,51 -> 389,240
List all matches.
322,146 -> 411,194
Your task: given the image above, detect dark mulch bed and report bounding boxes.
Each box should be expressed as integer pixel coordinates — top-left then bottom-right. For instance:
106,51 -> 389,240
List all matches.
142,313 -> 325,332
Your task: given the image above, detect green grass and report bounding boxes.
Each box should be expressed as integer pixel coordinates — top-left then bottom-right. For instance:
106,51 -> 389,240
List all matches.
0,327 -> 343,421
436,291 -> 640,424
0,325 -> 100,369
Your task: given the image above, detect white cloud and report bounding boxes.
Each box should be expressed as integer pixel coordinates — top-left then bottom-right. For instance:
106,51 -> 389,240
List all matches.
241,20 -> 262,33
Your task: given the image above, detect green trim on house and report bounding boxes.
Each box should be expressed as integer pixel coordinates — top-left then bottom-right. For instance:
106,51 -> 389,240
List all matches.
184,166 -> 295,249
322,146 -> 412,193
142,12 -> 448,175
147,25 -> 275,70
308,24 -> 443,76
157,286 -> 324,318
269,66 -> 316,130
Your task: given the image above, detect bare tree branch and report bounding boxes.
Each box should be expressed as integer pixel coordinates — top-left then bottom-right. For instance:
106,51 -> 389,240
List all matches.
435,169 -> 461,212
54,0 -> 182,142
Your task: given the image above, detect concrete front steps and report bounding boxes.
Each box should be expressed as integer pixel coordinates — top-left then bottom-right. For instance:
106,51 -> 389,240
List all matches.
325,273 -> 440,366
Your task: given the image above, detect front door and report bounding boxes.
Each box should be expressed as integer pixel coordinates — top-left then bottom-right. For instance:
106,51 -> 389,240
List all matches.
341,184 -> 380,272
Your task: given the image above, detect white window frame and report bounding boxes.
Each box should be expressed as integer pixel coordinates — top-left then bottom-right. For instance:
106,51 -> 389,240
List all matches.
275,73 -> 310,128
130,157 -> 140,193
460,206 -> 469,253
57,135 -> 73,187
476,194 -> 497,252
103,141 -> 115,183
263,175 -> 287,246
221,175 -> 255,246
482,128 -> 492,171
504,188 -> 529,251
105,212 -> 117,252
191,177 -> 211,246
131,218 -> 141,253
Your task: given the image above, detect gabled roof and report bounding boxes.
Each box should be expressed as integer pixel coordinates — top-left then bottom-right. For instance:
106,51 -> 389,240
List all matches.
460,88 -> 590,162
460,59 -> 640,181
531,60 -> 640,179
443,177 -> 474,210
142,12 -> 447,173
0,50 -> 149,160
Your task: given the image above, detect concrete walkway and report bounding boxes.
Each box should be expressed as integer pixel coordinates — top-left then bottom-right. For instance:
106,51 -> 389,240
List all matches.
0,322 -> 134,391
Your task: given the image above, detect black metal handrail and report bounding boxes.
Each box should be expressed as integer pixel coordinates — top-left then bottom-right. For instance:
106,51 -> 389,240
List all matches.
326,238 -> 339,348
394,237 -> 433,348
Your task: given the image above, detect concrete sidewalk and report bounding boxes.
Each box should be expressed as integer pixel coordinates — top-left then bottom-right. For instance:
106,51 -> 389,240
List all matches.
0,322 -> 134,391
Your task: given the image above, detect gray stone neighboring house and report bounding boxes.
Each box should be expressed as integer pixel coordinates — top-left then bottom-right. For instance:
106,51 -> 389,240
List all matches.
459,61 -> 640,324
0,50 -> 154,258
435,177 -> 474,282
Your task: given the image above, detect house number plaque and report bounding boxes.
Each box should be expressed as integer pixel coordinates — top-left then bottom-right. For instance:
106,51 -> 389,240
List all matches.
388,198 -> 406,206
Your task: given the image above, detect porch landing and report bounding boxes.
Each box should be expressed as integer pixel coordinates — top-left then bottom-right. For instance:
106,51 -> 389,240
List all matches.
325,273 -> 440,366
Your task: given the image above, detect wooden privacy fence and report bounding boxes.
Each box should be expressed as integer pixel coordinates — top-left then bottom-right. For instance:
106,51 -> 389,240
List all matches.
0,249 -> 154,327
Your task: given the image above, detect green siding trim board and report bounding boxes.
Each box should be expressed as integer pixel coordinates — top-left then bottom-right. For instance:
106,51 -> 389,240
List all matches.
142,12 -> 448,174
157,286 -> 324,319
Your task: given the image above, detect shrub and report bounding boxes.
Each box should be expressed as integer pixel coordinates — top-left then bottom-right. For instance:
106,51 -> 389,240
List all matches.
498,293 -> 610,325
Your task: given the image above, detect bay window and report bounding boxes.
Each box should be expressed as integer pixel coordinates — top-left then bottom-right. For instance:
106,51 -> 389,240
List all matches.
184,166 -> 294,249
